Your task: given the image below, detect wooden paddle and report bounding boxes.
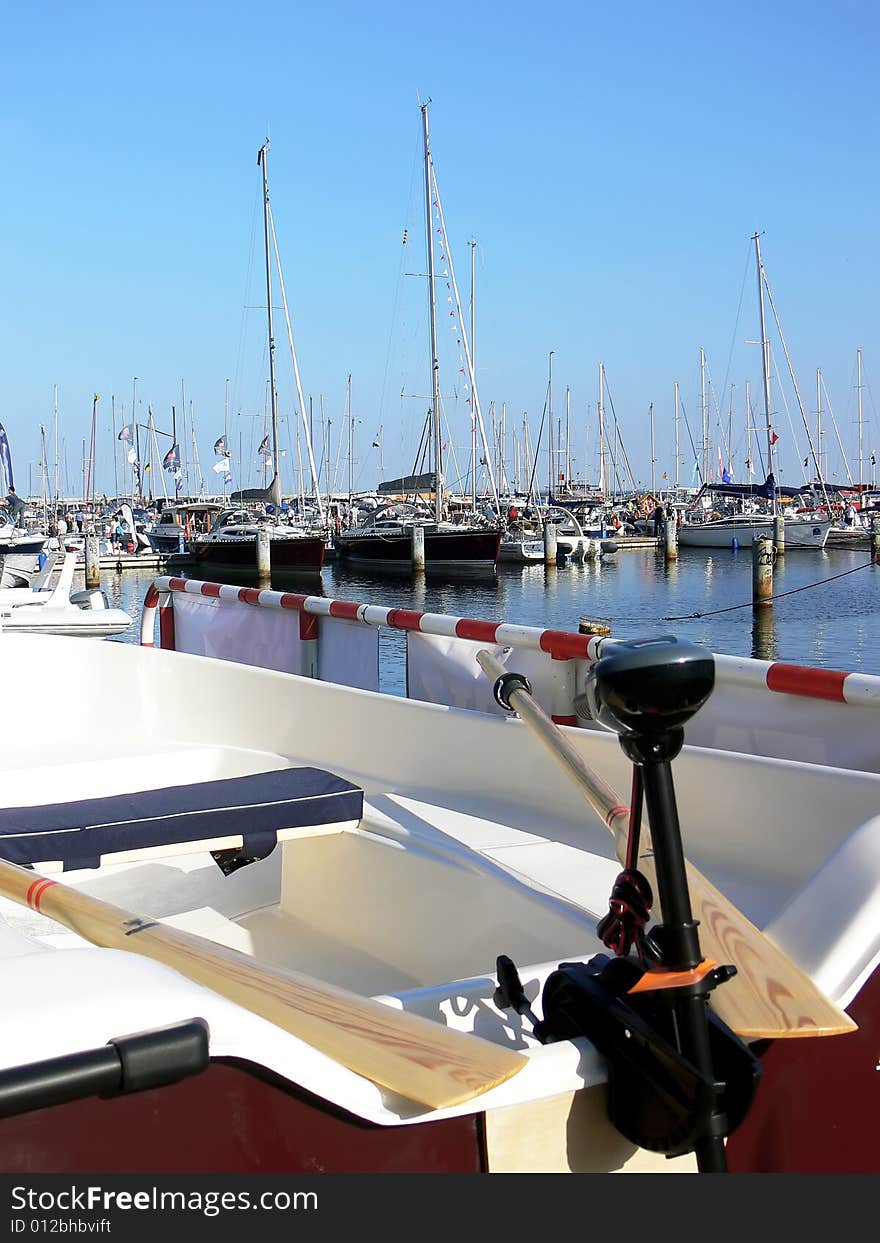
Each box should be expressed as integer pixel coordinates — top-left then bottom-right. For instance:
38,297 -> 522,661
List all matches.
0,857 -> 524,1109
476,648 -> 857,1040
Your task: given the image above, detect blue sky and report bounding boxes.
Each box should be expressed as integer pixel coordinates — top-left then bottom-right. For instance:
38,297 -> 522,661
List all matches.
1,1 -> 877,499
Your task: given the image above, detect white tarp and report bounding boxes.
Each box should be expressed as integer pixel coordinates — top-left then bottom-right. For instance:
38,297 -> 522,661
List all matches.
172,594 -> 305,675
318,616 -> 380,692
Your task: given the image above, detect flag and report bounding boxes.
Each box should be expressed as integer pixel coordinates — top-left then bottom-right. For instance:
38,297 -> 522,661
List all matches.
722,468 -> 732,484
118,424 -> 133,442
372,439 -> 380,448
0,423 -> 14,489
163,444 -> 180,472
258,434 -> 271,459
214,435 -> 230,456
804,457 -> 809,469
212,458 -> 231,474
127,447 -> 137,465
143,462 -> 150,474
872,452 -> 877,467
770,432 -> 780,446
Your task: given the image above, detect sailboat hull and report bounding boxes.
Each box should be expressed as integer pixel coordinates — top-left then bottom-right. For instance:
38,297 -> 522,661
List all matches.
677,517 -> 831,549
192,534 -> 325,574
336,527 -> 501,575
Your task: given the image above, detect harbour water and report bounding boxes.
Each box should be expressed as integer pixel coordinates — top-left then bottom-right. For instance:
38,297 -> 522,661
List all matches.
102,544 -> 879,694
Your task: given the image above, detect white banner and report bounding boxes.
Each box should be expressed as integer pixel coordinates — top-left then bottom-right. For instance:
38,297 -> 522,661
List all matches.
405,631 -> 574,718
172,594 -> 305,675
318,616 -> 380,692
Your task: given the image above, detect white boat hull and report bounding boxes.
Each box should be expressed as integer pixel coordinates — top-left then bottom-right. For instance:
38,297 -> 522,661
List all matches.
677,517 -> 831,548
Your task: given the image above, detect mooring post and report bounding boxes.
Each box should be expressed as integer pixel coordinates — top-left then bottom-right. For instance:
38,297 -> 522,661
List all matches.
543,519 -> 557,566
664,508 -> 678,563
773,513 -> 785,558
752,534 -> 774,607
256,528 -> 271,584
410,524 -> 425,572
872,517 -> 880,564
84,535 -> 100,589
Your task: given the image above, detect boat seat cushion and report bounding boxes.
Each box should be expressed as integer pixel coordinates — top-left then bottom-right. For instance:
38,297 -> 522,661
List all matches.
0,768 -> 363,871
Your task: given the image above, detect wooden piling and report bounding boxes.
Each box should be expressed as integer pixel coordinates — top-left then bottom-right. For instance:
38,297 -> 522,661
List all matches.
752,535 -> 774,607
410,524 -> 425,572
773,513 -> 785,558
256,528 -> 271,584
664,509 -> 678,563
543,520 -> 557,566
84,536 -> 100,589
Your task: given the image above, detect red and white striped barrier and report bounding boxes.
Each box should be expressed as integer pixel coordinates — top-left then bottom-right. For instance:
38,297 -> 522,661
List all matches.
141,577 -> 880,768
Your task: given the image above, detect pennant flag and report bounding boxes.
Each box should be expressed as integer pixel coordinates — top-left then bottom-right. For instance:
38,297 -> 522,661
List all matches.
258,434 -> 270,457
163,444 -> 180,472
0,423 -> 14,489
143,462 -> 151,474
770,431 -> 780,446
213,435 -> 228,456
372,439 -> 380,449
118,424 -> 133,442
722,468 -> 732,484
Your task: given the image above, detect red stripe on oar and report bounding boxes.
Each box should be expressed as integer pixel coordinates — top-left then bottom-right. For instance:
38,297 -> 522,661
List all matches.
27,879 -> 58,911
539,630 -> 591,660
605,804 -> 630,830
237,588 -> 262,605
766,664 -> 848,702
328,600 -> 363,621
455,618 -> 500,643
199,582 -> 223,598
386,609 -> 425,632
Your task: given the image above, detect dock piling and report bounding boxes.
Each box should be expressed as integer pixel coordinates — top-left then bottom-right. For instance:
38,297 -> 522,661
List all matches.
256,528 -> 271,584
543,520 -> 557,567
752,535 -> 774,607
773,513 -> 785,558
872,518 -> 880,564
84,536 -> 100,589
664,509 -> 678,563
410,524 -> 425,572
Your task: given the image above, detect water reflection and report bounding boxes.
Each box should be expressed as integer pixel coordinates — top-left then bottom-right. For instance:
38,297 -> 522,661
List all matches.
750,606 -> 777,662
104,545 -> 880,674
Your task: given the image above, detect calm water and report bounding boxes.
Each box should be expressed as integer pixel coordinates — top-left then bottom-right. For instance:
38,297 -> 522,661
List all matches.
102,543 -> 880,694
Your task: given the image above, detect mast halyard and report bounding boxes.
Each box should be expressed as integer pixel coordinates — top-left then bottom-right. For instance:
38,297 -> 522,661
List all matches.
421,103 -> 443,525
258,140 -> 282,511
753,232 -> 776,510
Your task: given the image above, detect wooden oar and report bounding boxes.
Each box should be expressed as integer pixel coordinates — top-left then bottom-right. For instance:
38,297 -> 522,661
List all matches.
0,857 -> 524,1109
476,648 -> 857,1040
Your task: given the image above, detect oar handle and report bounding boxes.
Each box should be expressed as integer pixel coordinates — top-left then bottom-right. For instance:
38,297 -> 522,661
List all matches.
476,649 -> 630,860
0,856 -> 524,1109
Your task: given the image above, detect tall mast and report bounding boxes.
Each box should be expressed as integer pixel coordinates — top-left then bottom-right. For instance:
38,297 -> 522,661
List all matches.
673,381 -> 680,489
111,394 -> 119,500
699,347 -> 708,484
857,348 -> 863,490
547,351 -> 554,500
347,373 -> 354,502
598,362 -> 606,497
470,239 -> 477,513
650,401 -> 655,493
53,384 -> 59,512
421,103 -> 443,524
745,381 -> 753,481
753,232 -> 775,500
258,140 -> 282,510
132,377 -> 140,502
565,386 -> 571,488
816,368 -> 823,482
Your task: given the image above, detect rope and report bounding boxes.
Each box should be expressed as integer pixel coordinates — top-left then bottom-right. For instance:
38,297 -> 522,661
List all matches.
662,557 -> 875,621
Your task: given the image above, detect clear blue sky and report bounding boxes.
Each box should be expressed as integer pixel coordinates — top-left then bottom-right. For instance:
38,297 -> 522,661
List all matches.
1,1 -> 877,499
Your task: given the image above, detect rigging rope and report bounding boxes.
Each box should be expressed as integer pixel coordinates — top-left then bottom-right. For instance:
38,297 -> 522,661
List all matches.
661,557 -> 875,620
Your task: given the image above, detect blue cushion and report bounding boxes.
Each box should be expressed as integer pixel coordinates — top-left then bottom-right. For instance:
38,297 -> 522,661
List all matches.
0,768 -> 363,871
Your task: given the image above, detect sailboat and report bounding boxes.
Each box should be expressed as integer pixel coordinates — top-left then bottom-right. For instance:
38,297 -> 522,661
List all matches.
191,142 -> 325,577
678,234 -> 832,550
335,104 -> 502,576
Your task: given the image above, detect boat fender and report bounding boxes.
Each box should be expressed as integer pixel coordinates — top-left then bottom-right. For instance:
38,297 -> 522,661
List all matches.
600,539 -> 618,555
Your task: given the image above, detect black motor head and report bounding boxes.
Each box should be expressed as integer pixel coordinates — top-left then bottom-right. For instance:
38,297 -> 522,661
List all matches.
579,636 -> 715,737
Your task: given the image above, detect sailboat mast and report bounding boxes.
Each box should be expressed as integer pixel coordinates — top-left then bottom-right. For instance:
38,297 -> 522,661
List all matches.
699,347 -> 708,484
816,368 -> 823,482
753,233 -> 775,497
650,401 -> 655,493
598,363 -> 606,498
258,141 -> 282,511
547,352 -> 554,500
347,373 -> 354,502
857,348 -> 863,490
421,103 -> 443,524
673,381 -> 680,489
470,240 -> 477,513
